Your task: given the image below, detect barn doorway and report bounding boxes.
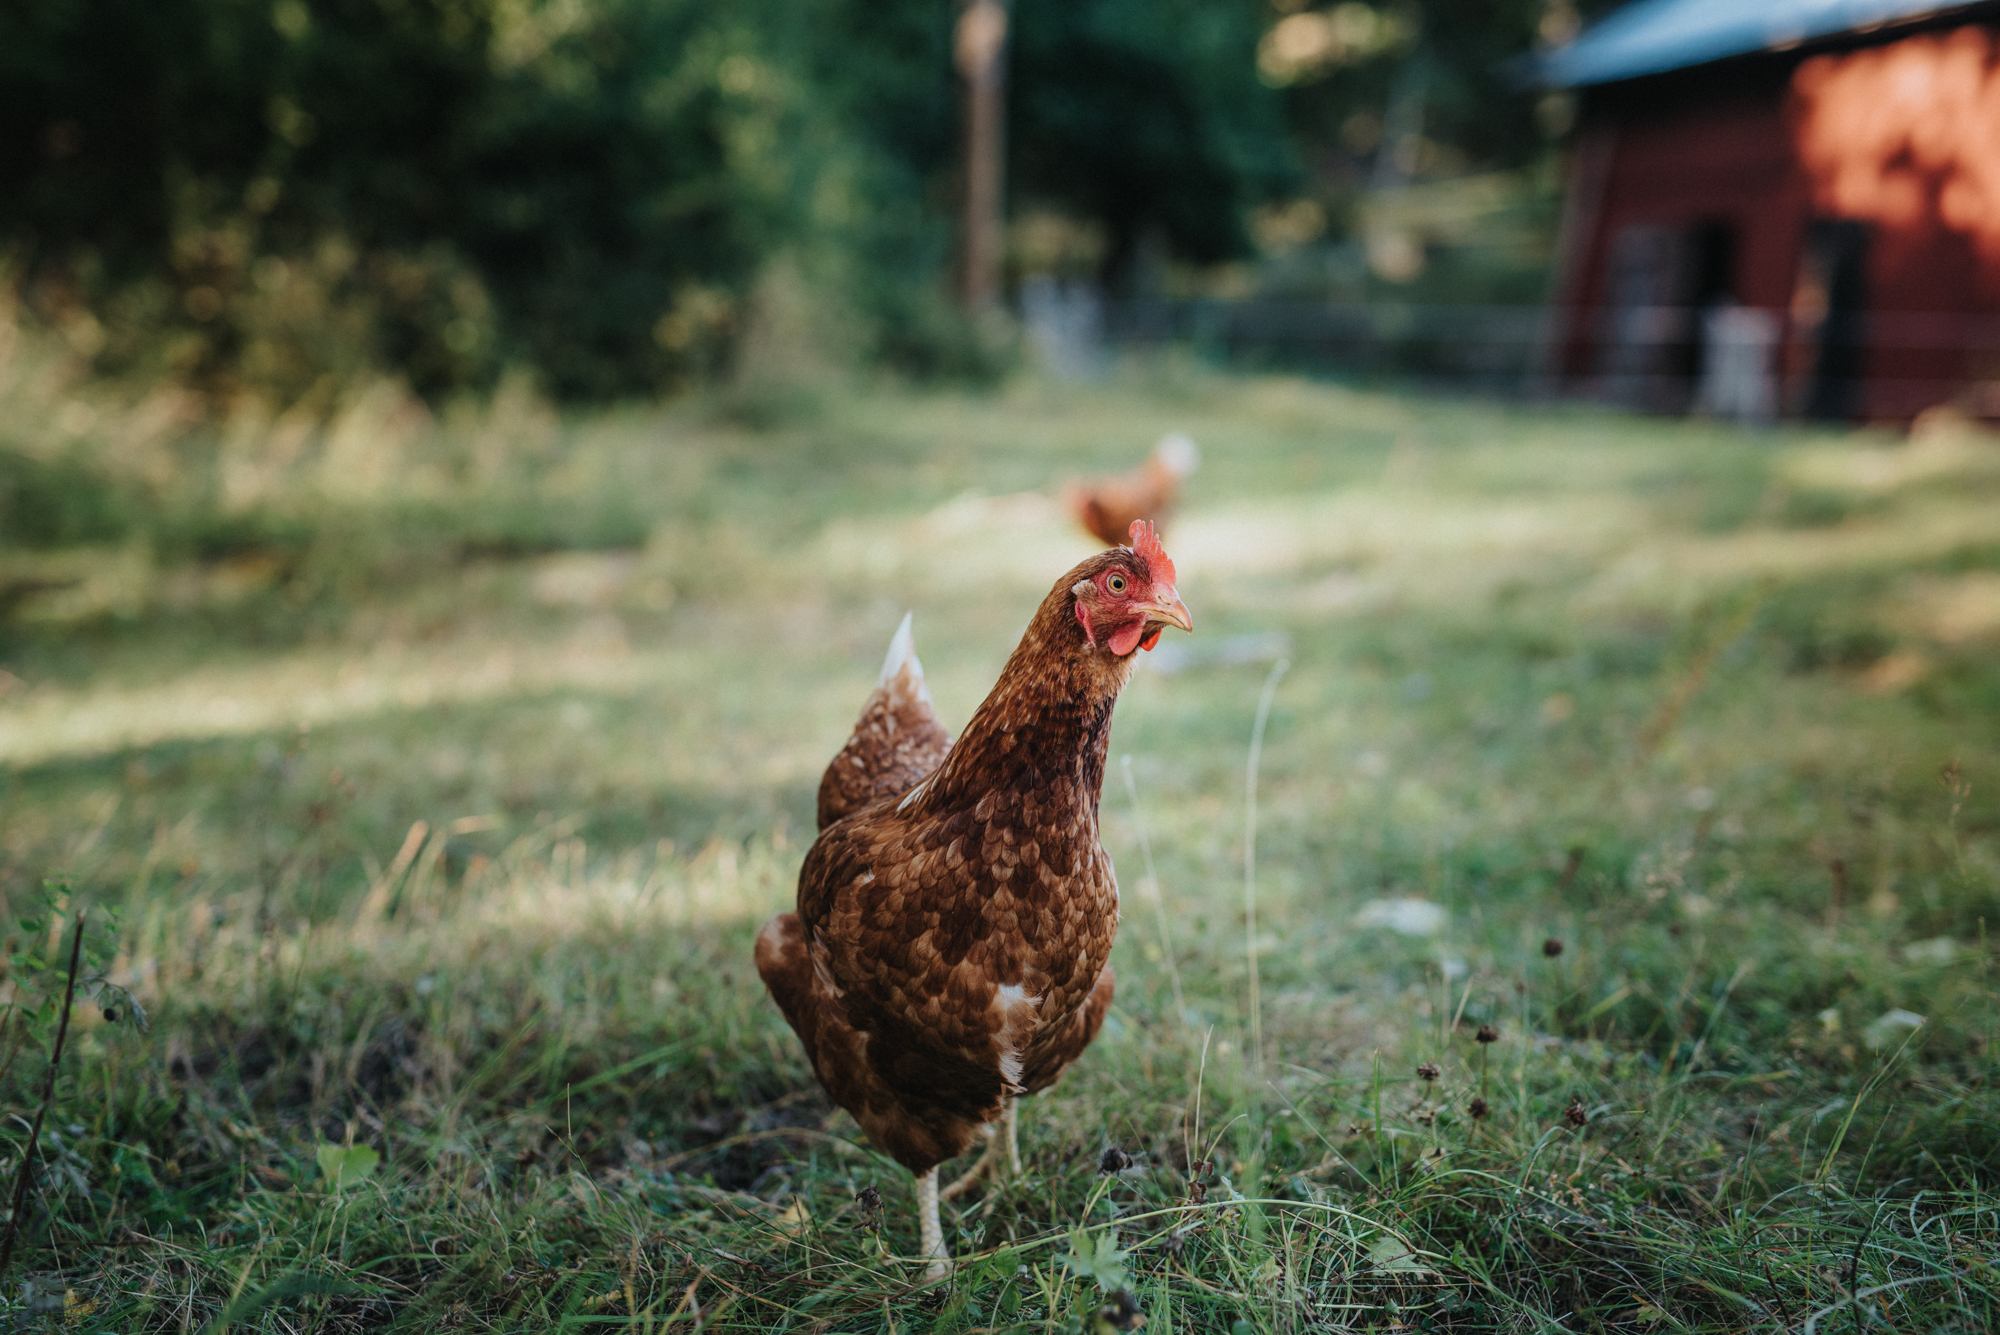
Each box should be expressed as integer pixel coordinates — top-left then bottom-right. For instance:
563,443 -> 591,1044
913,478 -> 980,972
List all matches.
1789,219 -> 1870,420
1595,217 -> 1743,412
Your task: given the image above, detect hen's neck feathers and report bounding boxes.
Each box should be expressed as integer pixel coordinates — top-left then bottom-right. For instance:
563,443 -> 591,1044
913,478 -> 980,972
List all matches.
912,567 -> 1136,818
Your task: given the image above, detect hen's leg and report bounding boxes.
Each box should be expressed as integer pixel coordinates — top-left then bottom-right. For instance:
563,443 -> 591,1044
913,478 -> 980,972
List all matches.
915,1167 -> 949,1281
1003,1098 -> 1021,1175
941,1097 -> 1018,1199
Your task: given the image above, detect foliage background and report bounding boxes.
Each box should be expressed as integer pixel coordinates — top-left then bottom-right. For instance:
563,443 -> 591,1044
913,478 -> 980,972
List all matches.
0,0 -> 1624,405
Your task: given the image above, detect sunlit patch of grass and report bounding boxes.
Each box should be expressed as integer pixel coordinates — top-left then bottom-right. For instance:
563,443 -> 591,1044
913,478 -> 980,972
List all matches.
1,368 -> 1997,1328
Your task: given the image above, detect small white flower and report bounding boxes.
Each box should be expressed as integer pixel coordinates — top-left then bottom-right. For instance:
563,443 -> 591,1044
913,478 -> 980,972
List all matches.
1354,898 -> 1448,937
1863,1009 -> 1925,1050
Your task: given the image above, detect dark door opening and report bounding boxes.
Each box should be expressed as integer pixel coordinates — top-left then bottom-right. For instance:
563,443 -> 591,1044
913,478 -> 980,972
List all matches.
1685,219 -> 1738,383
1594,217 -> 1740,411
1790,219 -> 1870,420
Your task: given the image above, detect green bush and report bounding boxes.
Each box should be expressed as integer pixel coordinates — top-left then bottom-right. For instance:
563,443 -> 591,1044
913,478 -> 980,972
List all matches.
1,0 -> 1305,402
0,0 -> 975,400
0,448 -> 135,550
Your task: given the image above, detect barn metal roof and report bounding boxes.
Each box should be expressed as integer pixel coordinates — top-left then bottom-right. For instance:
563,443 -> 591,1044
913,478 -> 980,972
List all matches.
1540,0 -> 1978,87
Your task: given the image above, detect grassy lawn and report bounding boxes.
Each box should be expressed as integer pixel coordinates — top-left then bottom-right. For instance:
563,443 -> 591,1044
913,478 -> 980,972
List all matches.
1,363 -> 1997,1330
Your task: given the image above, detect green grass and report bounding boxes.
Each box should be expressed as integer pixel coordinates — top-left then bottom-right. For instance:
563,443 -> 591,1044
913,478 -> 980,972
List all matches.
1,362 -> 1997,1331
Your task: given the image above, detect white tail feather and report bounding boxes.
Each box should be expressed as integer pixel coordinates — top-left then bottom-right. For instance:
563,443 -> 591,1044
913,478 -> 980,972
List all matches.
878,611 -> 917,684
876,611 -> 934,705
1154,432 -> 1201,477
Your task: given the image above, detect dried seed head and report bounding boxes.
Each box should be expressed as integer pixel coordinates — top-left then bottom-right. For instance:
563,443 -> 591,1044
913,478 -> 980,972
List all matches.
1543,937 -> 1565,958
1563,1098 -> 1588,1128
1097,1289 -> 1145,1332
1416,1061 -> 1441,1082
854,1184 -> 882,1227
1469,1096 -> 1489,1120
1475,1024 -> 1499,1044
1100,1145 -> 1133,1173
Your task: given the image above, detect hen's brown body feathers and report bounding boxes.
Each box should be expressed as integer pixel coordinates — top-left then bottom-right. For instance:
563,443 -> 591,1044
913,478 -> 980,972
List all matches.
758,549 -> 1177,1181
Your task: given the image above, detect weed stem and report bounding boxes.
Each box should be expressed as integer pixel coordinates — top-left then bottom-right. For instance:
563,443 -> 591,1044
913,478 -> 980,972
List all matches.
1244,659 -> 1288,1087
0,909 -> 86,1278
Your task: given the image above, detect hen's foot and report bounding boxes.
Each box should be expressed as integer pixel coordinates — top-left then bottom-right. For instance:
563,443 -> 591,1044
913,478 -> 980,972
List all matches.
942,1101 -> 1019,1200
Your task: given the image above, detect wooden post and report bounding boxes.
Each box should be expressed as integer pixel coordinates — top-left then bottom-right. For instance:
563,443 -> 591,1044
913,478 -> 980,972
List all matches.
957,0 -> 1010,310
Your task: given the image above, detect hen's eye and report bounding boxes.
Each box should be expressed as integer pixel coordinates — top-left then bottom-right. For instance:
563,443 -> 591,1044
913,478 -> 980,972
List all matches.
1107,575 -> 1127,593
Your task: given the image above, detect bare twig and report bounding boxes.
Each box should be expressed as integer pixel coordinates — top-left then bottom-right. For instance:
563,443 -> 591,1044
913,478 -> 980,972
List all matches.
0,909 -> 86,1278
1636,591 -> 1763,757
1244,658 -> 1289,1083
1555,846 -> 1586,896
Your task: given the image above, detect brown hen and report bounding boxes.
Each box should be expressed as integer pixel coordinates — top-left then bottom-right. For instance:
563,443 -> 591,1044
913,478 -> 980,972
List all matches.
756,521 -> 1191,1279
1064,432 -> 1200,548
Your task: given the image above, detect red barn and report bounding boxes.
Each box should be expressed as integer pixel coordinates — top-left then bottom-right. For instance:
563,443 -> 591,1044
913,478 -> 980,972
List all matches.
1543,0 -> 2000,420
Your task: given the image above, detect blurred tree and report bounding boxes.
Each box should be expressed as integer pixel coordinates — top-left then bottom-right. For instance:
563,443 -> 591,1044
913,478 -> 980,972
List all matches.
958,0 -> 1011,310
0,0 -> 268,275
1010,0 -> 1298,295
0,0 -> 939,399
1264,0 -> 1624,191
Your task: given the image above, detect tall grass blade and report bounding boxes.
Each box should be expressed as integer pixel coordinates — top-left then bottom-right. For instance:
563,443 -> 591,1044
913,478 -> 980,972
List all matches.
1244,658 -> 1288,1085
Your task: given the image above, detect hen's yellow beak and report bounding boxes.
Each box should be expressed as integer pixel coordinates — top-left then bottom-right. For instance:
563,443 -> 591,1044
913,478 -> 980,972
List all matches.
1147,587 -> 1193,633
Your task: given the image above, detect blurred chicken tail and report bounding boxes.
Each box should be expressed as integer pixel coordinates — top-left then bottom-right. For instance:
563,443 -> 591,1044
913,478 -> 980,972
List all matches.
816,612 -> 954,829
1152,432 -> 1200,479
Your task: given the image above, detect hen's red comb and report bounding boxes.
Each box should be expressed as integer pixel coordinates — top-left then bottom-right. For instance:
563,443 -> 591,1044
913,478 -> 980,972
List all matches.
1128,519 -> 1177,587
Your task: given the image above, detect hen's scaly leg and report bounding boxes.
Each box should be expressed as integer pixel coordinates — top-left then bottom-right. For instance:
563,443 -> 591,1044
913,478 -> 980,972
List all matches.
1002,1098 -> 1021,1176
941,1097 -> 1018,1200
915,1167 -> 949,1282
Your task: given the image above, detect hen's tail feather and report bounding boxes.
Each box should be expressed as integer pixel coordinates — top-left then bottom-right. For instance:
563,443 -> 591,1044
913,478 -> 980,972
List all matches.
816,612 -> 954,829
1152,431 -> 1200,478
878,611 -> 934,705
880,611 -> 915,685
